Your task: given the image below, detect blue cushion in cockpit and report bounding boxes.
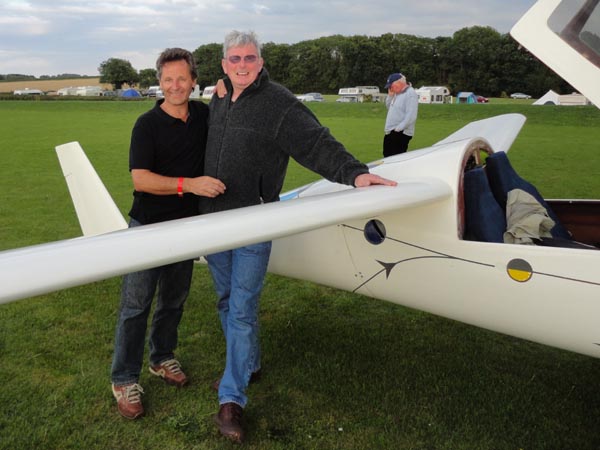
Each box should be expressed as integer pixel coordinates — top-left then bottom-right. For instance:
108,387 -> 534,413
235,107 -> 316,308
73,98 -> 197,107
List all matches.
463,167 -> 506,243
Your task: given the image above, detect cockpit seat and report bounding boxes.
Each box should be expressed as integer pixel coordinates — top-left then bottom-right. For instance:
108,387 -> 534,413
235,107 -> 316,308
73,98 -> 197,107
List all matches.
485,151 -> 572,240
463,166 -> 506,243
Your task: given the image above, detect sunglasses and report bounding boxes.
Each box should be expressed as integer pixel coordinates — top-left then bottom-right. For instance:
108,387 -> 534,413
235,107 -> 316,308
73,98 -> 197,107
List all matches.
227,54 -> 259,64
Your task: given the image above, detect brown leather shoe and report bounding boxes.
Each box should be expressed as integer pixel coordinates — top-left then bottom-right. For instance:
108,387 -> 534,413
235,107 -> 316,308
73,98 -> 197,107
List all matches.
149,359 -> 188,387
214,402 -> 244,443
112,383 -> 144,420
211,369 -> 261,391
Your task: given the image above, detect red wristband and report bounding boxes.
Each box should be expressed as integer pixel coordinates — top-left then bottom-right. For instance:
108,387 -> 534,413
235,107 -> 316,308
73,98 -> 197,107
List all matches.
177,177 -> 184,197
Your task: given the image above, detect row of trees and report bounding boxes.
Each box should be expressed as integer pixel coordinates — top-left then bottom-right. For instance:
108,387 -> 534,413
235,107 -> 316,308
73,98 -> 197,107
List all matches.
99,26 -> 572,97
0,73 -> 88,82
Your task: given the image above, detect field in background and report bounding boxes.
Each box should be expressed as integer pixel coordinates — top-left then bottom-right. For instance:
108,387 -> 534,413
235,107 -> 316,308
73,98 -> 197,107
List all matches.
0,77 -> 112,93
319,94 -> 537,104
2,80 -> 540,102
0,100 -> 599,449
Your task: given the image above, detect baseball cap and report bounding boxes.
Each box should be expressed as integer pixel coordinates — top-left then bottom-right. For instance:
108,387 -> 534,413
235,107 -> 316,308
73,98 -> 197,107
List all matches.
385,73 -> 405,89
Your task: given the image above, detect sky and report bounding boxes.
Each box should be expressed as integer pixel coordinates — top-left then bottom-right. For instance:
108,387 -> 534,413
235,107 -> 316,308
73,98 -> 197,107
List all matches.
0,0 -> 538,78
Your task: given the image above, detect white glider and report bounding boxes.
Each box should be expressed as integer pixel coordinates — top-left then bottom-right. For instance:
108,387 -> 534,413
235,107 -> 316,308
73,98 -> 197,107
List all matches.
0,0 -> 599,360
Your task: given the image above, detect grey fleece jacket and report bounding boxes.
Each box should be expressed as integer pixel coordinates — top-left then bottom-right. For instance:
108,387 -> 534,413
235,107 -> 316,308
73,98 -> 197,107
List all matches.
199,68 -> 369,214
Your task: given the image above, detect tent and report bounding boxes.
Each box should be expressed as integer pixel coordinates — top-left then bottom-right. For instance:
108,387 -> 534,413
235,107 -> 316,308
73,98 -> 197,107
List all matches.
121,88 -> 141,98
533,90 -> 590,105
533,89 -> 559,105
456,92 -> 477,104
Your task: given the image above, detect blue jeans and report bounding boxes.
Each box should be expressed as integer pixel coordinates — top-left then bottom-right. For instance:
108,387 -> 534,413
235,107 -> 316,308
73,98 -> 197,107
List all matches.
206,241 -> 272,407
111,219 -> 194,385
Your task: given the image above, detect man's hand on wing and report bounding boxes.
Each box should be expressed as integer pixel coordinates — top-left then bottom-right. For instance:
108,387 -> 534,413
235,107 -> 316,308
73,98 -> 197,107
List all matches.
354,173 -> 397,187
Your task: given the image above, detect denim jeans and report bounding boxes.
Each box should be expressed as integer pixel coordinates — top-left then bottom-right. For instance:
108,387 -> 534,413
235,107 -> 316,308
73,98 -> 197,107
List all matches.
111,218 -> 194,385
206,241 -> 272,407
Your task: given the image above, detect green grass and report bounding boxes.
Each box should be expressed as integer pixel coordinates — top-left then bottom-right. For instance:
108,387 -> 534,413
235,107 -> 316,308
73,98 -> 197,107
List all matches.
1,100 -> 600,449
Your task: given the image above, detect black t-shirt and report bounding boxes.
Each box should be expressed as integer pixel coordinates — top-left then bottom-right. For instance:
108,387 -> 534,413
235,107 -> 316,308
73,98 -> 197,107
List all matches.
128,99 -> 209,224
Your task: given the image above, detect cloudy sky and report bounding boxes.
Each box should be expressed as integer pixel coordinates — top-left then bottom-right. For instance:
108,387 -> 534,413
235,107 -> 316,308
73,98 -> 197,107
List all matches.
1,0 -> 537,77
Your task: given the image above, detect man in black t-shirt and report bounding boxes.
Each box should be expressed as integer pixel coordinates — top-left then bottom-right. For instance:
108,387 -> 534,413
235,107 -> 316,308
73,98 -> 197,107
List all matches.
110,48 -> 225,420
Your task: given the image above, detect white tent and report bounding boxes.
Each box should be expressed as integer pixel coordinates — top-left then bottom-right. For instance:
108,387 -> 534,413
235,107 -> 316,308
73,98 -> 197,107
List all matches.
533,90 -> 590,106
533,89 -> 559,105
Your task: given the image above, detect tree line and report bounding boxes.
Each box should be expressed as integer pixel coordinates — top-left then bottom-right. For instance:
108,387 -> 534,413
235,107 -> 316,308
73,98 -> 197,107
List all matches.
97,26 -> 572,97
0,74 -> 95,82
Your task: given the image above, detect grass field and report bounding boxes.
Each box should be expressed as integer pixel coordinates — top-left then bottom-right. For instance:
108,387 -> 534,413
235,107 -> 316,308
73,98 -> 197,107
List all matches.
0,99 -> 600,450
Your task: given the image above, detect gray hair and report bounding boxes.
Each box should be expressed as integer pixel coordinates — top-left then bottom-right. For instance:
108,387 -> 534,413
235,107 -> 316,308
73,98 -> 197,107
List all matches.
156,48 -> 198,81
223,30 -> 262,58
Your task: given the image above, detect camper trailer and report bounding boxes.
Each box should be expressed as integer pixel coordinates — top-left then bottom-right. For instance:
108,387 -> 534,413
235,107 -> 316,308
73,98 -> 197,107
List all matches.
190,85 -> 201,99
57,86 -> 103,96
558,93 -> 590,106
202,86 -> 216,100
416,86 -> 451,104
57,87 -> 77,96
337,86 -> 382,102
75,86 -> 103,96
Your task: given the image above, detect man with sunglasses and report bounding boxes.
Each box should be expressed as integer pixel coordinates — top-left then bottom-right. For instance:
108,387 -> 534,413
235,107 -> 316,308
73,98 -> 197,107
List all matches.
200,30 -> 397,443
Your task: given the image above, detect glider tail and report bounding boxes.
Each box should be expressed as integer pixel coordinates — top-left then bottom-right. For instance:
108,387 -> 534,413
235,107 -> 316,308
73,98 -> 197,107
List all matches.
55,141 -> 127,236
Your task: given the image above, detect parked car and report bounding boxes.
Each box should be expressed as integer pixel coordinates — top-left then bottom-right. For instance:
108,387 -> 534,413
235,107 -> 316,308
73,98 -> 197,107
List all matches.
510,92 -> 531,99
146,86 -> 160,97
336,96 -> 358,103
296,92 -> 324,102
476,95 -> 489,103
